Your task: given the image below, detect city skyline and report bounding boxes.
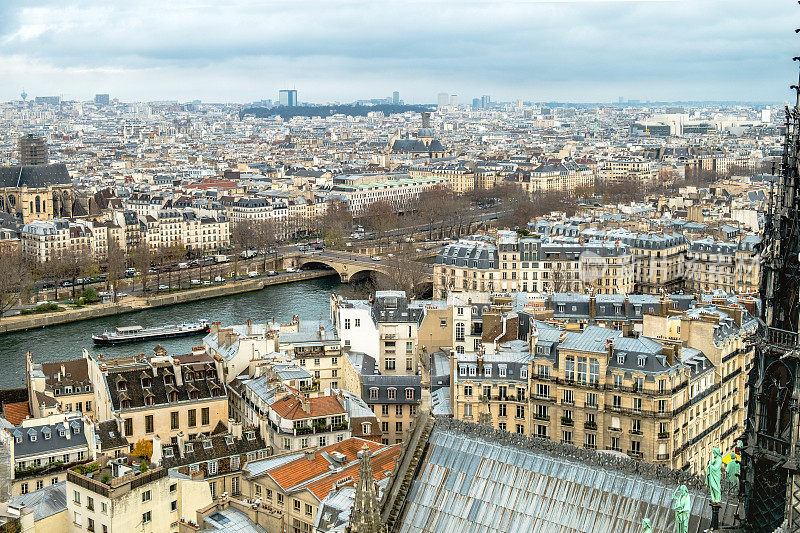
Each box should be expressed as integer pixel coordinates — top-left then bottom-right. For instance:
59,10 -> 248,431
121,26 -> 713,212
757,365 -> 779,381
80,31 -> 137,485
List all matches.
0,1 -> 796,104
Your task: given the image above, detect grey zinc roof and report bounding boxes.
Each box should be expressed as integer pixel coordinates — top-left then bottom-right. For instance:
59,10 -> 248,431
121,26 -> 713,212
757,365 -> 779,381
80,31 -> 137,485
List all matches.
9,481 -> 67,521
559,326 -> 621,354
396,419 -> 722,533
202,507 -> 266,532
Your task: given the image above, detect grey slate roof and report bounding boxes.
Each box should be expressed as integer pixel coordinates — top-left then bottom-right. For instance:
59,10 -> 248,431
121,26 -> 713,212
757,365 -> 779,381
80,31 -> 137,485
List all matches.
11,418 -> 87,458
0,164 -> 71,188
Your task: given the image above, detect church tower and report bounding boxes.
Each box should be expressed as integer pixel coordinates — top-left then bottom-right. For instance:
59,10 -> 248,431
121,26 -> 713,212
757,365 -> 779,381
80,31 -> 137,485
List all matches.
742,55 -> 800,532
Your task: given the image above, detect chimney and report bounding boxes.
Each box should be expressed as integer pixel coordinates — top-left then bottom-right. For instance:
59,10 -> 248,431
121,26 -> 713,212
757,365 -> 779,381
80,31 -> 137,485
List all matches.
230,419 -> 242,439
300,394 -> 311,414
589,293 -> 596,319
605,338 -> 614,360
151,435 -> 163,467
305,449 -> 316,460
64,419 -> 71,440
176,432 -> 185,458
211,321 -> 221,337
247,319 -> 252,336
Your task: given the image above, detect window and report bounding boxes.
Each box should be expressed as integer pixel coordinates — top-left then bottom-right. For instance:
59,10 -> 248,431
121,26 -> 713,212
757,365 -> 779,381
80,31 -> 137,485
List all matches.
589,359 -> 599,385
634,377 -> 644,391
464,404 -> 473,417
344,319 -> 351,330
145,415 -> 154,434
231,455 -> 240,470
20,483 -> 28,495
498,366 -> 507,378
464,385 -> 473,397
170,483 -> 177,493
565,356 -> 575,381
388,388 -> 396,400
613,374 -> 623,389
74,490 -> 81,504
385,359 -> 395,371
585,393 -> 597,408
563,389 -> 574,405
171,500 -> 178,511
294,499 -> 302,512
142,511 -> 151,523
208,460 -> 218,475
318,436 -> 327,447
369,388 -> 378,400
455,322 -> 465,342
74,512 -> 82,527
355,319 -> 361,327
395,405 -> 403,416
498,404 -> 507,417
188,409 -> 197,427
638,356 -> 646,367
405,388 -> 415,400
202,407 -> 210,426
306,503 -> 314,516
101,502 -> 107,513
520,367 -> 528,379
396,422 -> 403,432
142,490 -> 151,502
171,411 -> 179,430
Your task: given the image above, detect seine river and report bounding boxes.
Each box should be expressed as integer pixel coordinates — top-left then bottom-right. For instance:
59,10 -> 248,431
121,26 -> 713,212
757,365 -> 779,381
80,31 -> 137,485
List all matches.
0,276 -> 366,389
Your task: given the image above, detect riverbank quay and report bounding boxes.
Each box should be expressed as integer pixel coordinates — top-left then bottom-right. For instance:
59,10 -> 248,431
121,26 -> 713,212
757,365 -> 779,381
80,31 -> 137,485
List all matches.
0,270 -> 335,334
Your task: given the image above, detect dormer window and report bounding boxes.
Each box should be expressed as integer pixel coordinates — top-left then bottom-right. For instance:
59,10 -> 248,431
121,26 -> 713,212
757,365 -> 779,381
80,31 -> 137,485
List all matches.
144,396 -> 155,406
369,388 -> 378,400
617,354 -> 625,364
387,388 -> 397,400
225,436 -> 234,446
121,400 -> 131,409
230,455 -> 240,469
118,381 -> 127,392
362,422 -> 371,434
185,373 -> 194,381
405,388 -> 415,400
14,435 -> 21,443
59,428 -> 66,437
141,378 -> 152,389
30,434 -> 37,442
245,431 -> 255,441
163,447 -> 174,458
203,439 -> 213,450
638,356 -> 646,367
169,391 -> 179,403
189,391 -> 199,400
185,443 -> 194,454
164,374 -> 175,386
43,429 -> 51,440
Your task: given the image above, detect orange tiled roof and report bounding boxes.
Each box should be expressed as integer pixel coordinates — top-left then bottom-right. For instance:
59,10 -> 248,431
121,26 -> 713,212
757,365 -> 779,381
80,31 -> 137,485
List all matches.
270,394 -> 345,420
3,401 -> 31,425
304,444 -> 400,501
268,438 -> 385,491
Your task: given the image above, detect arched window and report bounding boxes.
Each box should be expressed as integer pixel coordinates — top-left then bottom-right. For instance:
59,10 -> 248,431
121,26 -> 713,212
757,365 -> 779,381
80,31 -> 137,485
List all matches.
455,322 -> 465,342
35,196 -> 41,213
8,195 -> 15,206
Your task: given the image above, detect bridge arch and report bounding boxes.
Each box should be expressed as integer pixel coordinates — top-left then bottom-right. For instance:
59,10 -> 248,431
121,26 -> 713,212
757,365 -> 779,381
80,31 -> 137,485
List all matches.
295,257 -> 383,283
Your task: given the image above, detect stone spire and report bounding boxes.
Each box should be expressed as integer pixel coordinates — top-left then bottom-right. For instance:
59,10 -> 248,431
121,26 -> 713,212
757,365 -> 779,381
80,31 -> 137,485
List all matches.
347,444 -> 385,533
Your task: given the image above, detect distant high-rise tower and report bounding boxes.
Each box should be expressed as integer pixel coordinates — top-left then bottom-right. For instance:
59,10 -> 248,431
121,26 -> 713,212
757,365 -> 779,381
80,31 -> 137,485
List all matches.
278,89 -> 298,107
392,91 -> 400,105
18,134 -> 48,166
437,92 -> 449,108
421,112 -> 432,129
472,98 -> 480,109
95,93 -> 110,106
481,95 -> 491,109
450,94 -> 458,107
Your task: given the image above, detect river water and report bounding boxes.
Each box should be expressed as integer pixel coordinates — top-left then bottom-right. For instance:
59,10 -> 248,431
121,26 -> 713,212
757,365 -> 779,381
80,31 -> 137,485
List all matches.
0,275 -> 362,389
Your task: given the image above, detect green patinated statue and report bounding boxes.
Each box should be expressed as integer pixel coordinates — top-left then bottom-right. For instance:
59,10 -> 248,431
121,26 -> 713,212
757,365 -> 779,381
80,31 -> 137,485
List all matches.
672,485 -> 692,533
706,447 -> 723,504
726,443 -> 741,484
642,517 -> 653,533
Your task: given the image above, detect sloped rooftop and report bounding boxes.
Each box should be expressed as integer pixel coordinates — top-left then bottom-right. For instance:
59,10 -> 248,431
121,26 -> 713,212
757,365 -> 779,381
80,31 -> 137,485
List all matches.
394,418 -> 729,533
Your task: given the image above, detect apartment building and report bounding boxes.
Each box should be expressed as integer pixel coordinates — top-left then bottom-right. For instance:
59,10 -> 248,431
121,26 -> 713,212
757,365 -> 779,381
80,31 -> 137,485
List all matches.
598,159 -> 658,184
243,439 -> 399,533
434,232 -> 635,298
451,298 -> 755,475
66,458 -> 212,533
332,291 -> 424,376
26,355 -> 95,419
88,350 -> 229,446
685,237 -> 759,294
505,160 -> 594,195
1,413 -> 97,497
407,162 -> 476,193
330,173 -> 447,216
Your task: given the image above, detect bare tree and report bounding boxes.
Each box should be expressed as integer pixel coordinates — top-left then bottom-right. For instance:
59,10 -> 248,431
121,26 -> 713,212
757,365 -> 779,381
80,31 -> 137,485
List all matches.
362,199 -> 398,248
105,237 -> 126,299
375,254 -> 429,296
131,241 -> 152,293
418,186 -> 452,240
317,199 -> 352,248
0,249 -> 31,323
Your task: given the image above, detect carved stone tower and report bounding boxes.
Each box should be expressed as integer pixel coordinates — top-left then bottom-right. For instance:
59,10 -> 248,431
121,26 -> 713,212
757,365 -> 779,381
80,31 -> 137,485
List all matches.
742,57 -> 800,532
346,445 -> 385,533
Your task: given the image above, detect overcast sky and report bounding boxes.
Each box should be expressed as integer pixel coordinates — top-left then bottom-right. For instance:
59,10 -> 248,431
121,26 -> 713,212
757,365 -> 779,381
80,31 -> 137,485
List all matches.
0,0 -> 796,104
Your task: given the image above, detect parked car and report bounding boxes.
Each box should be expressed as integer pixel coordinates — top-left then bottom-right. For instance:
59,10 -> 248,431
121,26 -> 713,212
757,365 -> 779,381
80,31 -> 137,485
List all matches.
116,292 -> 129,298
178,262 -> 189,269
248,271 -> 258,278
214,276 -> 224,282
158,284 -> 169,290
371,256 -> 382,261
203,280 -> 212,285
191,279 -> 201,285
267,270 -> 277,276
286,268 -> 298,273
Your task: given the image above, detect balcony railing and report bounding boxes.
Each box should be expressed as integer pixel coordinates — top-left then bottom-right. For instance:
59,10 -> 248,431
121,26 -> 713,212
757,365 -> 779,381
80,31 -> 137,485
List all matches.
658,432 -> 670,439
768,327 -> 798,348
561,417 -> 574,426
584,421 -> 597,430
608,426 -> 621,432
657,453 -> 670,461
533,414 -> 550,421
627,450 -> 643,459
